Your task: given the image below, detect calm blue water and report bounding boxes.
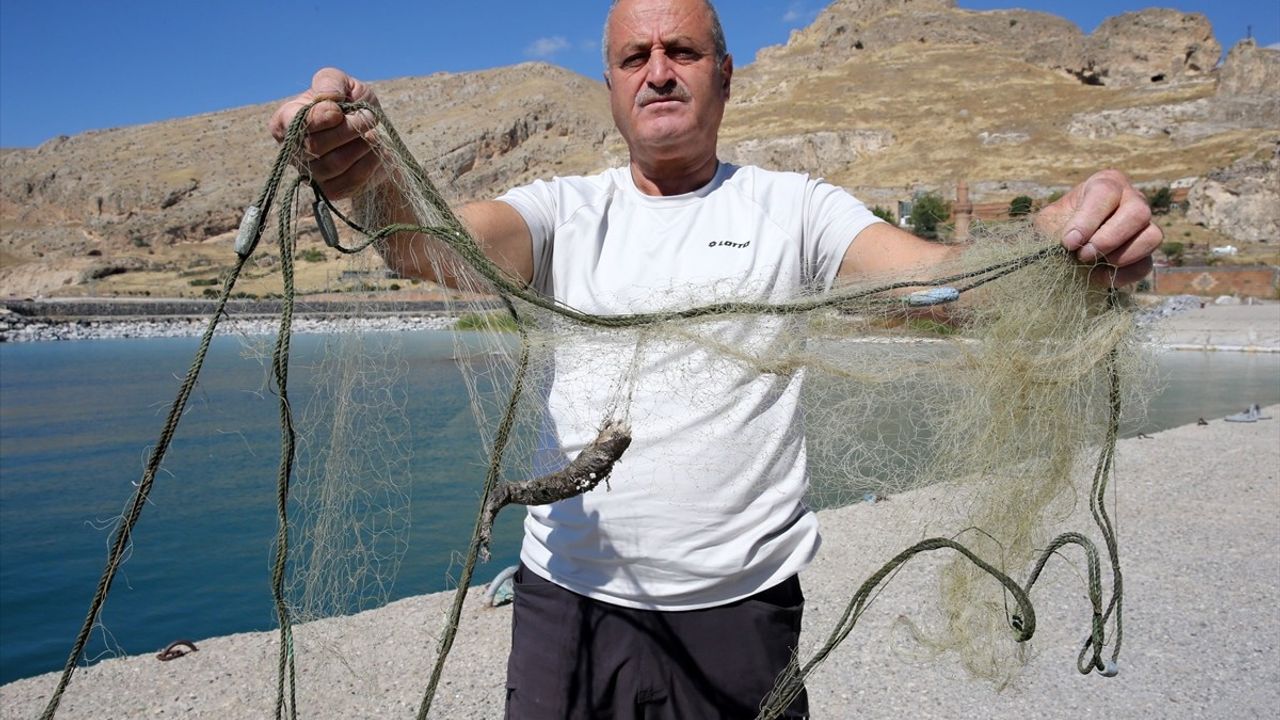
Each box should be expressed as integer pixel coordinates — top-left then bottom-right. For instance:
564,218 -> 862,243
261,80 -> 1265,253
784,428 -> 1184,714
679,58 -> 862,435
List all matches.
0,332 -> 526,685
0,335 -> 1277,684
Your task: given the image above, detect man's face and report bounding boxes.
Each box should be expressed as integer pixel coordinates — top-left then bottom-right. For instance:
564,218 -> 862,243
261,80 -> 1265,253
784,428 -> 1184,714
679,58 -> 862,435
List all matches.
604,0 -> 732,163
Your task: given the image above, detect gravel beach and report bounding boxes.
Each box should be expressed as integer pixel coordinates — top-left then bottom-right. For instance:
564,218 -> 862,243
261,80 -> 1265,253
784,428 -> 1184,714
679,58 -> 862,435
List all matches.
4,297 -> 1278,350
2,406 -> 1277,719
1149,301 -> 1280,352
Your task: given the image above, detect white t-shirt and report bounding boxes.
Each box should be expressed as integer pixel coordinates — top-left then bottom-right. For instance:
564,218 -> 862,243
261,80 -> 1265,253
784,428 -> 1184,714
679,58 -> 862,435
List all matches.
497,162 -> 882,610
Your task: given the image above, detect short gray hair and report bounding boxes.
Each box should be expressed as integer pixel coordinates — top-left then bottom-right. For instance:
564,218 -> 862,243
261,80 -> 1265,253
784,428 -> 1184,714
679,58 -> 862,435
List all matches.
602,0 -> 728,71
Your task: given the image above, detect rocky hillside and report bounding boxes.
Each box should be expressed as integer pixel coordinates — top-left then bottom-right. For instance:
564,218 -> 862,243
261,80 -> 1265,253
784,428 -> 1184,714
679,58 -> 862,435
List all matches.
0,64 -> 616,297
722,0 -> 1275,201
1,0 -> 1276,298
745,0 -> 1221,85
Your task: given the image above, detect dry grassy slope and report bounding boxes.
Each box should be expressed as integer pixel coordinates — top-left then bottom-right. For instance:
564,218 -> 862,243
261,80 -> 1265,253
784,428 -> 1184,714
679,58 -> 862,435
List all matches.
724,44 -> 1264,192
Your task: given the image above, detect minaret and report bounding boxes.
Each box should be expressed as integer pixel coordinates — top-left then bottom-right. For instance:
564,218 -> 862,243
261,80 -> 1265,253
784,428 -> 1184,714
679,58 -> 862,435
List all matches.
954,180 -> 973,242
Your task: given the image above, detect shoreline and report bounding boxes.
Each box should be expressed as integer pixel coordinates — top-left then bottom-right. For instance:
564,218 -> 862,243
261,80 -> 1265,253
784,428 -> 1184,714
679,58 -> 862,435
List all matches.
0,295 -> 493,342
0,313 -> 461,342
2,408 -> 1277,718
4,298 -> 1279,350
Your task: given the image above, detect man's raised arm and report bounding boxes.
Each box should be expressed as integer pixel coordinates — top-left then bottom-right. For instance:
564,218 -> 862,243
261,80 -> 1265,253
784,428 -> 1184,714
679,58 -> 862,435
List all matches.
838,169 -> 1161,285
269,68 -> 535,288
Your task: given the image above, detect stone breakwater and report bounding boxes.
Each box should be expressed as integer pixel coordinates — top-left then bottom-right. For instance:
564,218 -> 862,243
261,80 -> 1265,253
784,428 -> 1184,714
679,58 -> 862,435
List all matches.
0,313 -> 458,342
0,298 -> 496,342
6,297 -> 1278,350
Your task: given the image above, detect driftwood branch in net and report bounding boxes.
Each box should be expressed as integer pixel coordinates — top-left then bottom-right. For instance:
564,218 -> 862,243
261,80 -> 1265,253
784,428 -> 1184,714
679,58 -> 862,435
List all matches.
478,420 -> 633,561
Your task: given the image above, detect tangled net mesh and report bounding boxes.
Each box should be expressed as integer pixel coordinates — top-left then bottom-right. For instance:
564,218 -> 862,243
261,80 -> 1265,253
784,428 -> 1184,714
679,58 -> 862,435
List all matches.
43,101 -> 1150,720
284,329 -> 414,623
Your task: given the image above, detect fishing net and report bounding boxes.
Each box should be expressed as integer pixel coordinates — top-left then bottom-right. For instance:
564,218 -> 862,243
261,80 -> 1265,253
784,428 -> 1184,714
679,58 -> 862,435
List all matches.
284,327 -> 414,623
42,101 -> 1148,720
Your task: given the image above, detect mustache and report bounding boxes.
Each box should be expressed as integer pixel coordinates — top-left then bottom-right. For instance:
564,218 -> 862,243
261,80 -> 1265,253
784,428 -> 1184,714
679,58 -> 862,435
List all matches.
635,84 -> 692,106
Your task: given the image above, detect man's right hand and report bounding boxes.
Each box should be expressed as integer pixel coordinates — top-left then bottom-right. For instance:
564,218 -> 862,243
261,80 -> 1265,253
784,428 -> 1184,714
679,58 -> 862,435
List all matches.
270,68 -> 536,288
268,68 -> 384,199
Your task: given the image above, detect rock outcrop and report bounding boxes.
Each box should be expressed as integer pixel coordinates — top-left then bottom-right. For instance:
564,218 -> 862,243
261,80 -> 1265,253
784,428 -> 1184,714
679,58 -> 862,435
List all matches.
721,130 -> 894,175
750,0 -> 1218,87
1066,40 -> 1278,141
1214,40 -> 1280,125
1187,143 -> 1280,244
1085,10 -> 1219,85
1067,99 -> 1217,141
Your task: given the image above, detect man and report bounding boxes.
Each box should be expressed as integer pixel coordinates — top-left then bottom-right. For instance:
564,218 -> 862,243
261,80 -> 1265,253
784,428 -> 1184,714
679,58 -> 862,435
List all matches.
271,1 -> 1161,717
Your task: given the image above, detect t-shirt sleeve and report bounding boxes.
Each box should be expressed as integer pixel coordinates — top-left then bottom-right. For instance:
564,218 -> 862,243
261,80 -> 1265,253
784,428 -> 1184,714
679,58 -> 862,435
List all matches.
496,179 -> 557,292
802,179 -> 885,290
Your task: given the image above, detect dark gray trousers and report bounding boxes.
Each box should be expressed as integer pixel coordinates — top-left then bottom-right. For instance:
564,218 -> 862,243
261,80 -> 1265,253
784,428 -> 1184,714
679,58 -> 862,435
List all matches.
505,564 -> 809,719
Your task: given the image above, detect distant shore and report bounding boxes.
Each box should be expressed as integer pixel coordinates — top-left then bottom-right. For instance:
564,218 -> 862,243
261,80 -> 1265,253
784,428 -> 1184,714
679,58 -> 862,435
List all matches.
2,407 -> 1276,719
1144,300 -> 1280,352
0,312 -> 458,342
0,296 -> 485,342
4,295 -> 1278,350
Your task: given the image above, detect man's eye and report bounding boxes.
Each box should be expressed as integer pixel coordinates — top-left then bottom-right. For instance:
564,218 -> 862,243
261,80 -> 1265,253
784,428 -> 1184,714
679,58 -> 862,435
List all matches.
621,53 -> 648,68
669,48 -> 700,61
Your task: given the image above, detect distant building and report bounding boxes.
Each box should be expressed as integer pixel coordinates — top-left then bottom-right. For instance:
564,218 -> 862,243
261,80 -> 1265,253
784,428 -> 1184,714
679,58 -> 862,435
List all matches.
339,269 -> 390,281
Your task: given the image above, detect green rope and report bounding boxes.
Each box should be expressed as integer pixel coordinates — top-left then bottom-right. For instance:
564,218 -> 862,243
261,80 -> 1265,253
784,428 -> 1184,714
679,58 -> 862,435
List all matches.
311,101 -> 1128,717
317,102 -> 1070,330
270,176 -> 305,720
43,100 -> 1126,720
754,317 -> 1128,719
39,254 -> 250,720
416,297 -> 531,720
1082,290 -> 1125,674
756,535 -> 1040,718
41,103 -> 312,720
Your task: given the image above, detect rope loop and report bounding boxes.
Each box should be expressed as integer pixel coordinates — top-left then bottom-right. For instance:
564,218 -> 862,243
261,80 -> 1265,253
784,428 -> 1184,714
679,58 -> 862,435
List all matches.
43,99 -> 1127,720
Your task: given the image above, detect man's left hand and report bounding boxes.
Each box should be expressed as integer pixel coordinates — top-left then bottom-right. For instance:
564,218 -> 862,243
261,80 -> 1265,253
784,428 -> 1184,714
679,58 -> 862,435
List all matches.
1038,169 -> 1164,286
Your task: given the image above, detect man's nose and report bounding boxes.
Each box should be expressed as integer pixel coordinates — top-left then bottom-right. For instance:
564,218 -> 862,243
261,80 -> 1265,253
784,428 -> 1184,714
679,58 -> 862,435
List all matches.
645,51 -> 676,90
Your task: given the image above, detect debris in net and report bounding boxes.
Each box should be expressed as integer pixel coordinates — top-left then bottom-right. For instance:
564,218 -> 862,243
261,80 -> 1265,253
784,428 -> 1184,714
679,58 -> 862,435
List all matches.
478,420 -> 633,561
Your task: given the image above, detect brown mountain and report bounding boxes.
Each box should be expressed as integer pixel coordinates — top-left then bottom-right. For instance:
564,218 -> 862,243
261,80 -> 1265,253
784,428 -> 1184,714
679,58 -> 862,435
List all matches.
2,0 -> 1276,298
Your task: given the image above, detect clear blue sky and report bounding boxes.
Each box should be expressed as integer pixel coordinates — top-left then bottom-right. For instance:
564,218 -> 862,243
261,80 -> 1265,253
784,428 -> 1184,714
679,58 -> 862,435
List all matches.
1,0 -> 1276,148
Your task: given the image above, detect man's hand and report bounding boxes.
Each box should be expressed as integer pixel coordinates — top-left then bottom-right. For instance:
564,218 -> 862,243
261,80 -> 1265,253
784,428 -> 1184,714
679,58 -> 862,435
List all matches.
1038,169 -> 1163,286
268,68 -> 383,199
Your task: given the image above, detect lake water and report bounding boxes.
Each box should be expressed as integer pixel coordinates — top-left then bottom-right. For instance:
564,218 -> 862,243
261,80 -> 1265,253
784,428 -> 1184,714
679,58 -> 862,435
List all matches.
0,332 -> 527,686
1,333 -> 1277,684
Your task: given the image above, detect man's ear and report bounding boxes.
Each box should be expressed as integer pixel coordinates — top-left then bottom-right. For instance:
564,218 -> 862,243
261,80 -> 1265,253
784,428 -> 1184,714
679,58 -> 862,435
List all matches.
721,54 -> 734,98
604,72 -> 612,90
